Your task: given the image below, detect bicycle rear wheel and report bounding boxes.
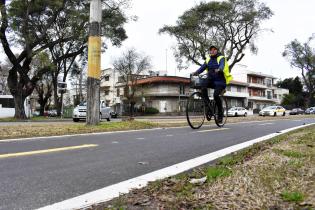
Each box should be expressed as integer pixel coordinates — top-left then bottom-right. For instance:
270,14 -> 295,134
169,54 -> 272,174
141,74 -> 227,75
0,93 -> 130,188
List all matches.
186,92 -> 205,129
214,96 -> 228,127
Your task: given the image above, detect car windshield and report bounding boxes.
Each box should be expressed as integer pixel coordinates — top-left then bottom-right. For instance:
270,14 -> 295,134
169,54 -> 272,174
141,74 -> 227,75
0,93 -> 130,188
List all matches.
79,102 -> 87,106
263,106 -> 276,110
229,108 -> 237,111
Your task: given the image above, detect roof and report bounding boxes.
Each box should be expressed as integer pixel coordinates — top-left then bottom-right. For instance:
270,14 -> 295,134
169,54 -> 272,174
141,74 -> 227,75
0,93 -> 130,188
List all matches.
135,76 -> 190,85
247,71 -> 277,79
229,80 -> 248,86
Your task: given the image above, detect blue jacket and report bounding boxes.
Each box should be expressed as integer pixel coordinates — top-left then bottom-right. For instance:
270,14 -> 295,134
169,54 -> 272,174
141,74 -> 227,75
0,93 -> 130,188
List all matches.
197,54 -> 226,87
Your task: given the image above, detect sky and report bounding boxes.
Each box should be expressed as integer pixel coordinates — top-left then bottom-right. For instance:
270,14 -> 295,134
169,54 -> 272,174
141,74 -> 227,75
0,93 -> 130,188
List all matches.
102,0 -> 315,80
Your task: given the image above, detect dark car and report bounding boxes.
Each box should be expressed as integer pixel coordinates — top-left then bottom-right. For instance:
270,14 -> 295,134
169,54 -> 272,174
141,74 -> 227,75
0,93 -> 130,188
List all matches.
110,111 -> 118,118
289,108 -> 304,115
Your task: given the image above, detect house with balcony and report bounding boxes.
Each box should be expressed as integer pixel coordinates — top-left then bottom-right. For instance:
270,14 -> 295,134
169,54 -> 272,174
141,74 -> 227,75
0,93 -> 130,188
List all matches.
233,69 -> 289,112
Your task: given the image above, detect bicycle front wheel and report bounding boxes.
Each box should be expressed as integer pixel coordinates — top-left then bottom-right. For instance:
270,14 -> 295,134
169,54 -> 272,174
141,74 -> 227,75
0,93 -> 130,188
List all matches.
214,96 -> 228,127
186,92 -> 205,129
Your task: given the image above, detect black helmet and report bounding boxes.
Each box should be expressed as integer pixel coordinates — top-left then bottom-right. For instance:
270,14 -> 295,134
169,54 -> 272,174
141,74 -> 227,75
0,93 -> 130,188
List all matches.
209,45 -> 218,50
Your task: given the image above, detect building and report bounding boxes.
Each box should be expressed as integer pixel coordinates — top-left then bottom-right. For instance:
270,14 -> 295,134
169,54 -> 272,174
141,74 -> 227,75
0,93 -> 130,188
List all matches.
100,67 -> 289,115
133,76 -> 191,113
233,68 -> 289,112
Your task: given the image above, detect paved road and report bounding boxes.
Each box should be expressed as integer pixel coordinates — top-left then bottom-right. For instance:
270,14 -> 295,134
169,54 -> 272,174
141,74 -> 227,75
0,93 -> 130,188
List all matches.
0,118 -> 314,210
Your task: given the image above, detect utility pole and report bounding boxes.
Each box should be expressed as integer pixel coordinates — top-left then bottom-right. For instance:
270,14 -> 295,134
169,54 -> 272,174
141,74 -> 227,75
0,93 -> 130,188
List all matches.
87,0 -> 102,125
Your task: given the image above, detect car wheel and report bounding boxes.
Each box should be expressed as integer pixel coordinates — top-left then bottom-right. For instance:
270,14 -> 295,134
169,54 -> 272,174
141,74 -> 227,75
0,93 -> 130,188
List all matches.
274,112 -> 276,117
244,112 -> 247,117
73,118 -> 79,122
235,112 -> 238,117
283,112 -> 286,116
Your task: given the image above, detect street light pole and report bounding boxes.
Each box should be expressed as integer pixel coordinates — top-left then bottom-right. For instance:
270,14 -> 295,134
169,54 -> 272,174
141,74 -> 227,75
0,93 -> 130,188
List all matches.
87,0 -> 102,125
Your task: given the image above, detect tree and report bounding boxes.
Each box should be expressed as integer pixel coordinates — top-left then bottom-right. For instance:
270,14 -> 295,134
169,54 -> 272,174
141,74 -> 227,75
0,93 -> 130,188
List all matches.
0,0 -> 129,119
70,61 -> 87,106
0,60 -> 10,95
113,48 -> 151,118
32,52 -> 54,116
277,77 -> 305,108
47,0 -> 128,116
276,77 -> 303,95
159,0 -> 273,71
0,0 -> 70,119
283,35 -> 315,106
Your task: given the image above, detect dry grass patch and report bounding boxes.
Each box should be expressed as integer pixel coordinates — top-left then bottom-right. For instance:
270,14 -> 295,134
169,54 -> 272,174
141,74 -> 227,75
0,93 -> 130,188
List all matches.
0,121 -> 158,140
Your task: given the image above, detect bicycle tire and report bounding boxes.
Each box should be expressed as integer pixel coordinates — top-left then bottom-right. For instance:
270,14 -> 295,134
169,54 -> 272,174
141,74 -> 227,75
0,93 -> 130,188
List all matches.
214,96 -> 228,127
186,92 -> 205,129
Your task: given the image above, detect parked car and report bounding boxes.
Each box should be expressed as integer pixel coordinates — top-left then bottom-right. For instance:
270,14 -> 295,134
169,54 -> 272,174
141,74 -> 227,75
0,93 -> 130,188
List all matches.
305,107 -> 315,115
259,106 -> 286,116
72,101 -> 111,122
289,108 -> 304,115
227,107 -> 248,117
48,110 -> 58,117
110,111 -> 118,118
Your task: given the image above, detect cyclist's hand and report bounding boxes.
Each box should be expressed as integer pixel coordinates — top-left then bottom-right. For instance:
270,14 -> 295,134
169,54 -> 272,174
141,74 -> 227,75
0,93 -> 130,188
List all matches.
214,69 -> 220,74
192,71 -> 198,76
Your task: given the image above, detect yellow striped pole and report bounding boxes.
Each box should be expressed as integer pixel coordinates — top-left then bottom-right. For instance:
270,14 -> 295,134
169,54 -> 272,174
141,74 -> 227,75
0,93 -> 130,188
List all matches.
87,0 -> 102,125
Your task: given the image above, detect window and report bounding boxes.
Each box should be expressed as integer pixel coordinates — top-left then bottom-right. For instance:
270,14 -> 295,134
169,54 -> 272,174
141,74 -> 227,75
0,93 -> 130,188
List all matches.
226,86 -> 231,91
0,98 -> 14,108
267,91 -> 272,99
237,87 -> 242,92
104,76 -> 110,81
179,84 -> 185,95
105,90 -> 110,96
116,88 -> 120,97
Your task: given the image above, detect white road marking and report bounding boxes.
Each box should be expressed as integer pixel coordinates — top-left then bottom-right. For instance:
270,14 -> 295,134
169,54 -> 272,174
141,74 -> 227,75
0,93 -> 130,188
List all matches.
37,123 -> 315,210
111,141 -> 119,144
194,128 -> 229,133
166,134 -> 173,137
258,123 -> 274,126
136,138 -> 145,140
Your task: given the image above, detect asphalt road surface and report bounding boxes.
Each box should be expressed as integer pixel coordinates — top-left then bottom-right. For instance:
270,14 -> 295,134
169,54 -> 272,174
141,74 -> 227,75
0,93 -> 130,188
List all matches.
0,118 -> 314,210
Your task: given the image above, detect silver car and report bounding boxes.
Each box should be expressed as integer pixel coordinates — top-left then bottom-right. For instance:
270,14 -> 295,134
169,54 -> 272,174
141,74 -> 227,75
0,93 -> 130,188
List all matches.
72,101 -> 111,122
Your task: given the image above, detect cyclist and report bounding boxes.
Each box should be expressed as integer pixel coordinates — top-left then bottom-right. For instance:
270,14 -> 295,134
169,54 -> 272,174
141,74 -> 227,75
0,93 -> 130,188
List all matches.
192,46 -> 232,123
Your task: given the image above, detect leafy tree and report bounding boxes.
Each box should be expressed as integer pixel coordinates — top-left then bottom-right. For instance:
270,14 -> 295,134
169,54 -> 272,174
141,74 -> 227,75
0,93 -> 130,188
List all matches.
32,52 -> 54,116
283,35 -> 315,106
0,0 -> 129,119
0,60 -> 10,95
277,77 -> 305,108
159,0 -> 273,71
113,48 -> 151,118
276,77 -> 303,95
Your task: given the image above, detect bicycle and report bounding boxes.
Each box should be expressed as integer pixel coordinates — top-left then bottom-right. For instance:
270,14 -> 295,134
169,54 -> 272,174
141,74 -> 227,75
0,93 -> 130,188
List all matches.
186,74 -> 228,129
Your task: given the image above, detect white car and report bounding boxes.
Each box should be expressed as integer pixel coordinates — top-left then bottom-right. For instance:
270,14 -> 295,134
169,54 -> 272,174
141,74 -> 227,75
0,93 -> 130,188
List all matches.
259,106 -> 286,117
72,101 -> 111,122
227,107 -> 248,117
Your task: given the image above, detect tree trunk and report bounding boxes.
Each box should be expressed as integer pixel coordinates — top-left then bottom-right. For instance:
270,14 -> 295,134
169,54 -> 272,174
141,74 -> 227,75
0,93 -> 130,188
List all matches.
309,91 -> 315,107
39,103 -> 45,116
130,101 -> 135,118
13,93 -> 27,119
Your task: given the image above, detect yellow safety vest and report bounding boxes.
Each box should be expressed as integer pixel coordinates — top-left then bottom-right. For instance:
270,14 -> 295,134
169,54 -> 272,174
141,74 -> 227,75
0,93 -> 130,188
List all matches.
206,55 -> 233,85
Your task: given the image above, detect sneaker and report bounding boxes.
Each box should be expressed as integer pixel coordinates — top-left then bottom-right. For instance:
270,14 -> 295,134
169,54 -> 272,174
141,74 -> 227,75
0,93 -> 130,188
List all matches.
206,109 -> 212,121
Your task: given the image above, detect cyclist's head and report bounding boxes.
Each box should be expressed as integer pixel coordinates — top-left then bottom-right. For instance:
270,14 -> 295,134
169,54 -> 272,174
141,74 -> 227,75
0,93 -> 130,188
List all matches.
209,46 -> 218,56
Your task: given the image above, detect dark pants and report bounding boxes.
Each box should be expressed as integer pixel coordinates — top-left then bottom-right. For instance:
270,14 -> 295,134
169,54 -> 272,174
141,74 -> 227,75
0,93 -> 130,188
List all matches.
201,80 -> 225,117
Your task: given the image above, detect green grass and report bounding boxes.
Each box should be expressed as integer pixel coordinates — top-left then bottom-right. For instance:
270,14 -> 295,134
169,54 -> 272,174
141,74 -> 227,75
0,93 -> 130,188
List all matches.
206,166 -> 232,182
281,191 -> 304,202
273,149 -> 306,158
